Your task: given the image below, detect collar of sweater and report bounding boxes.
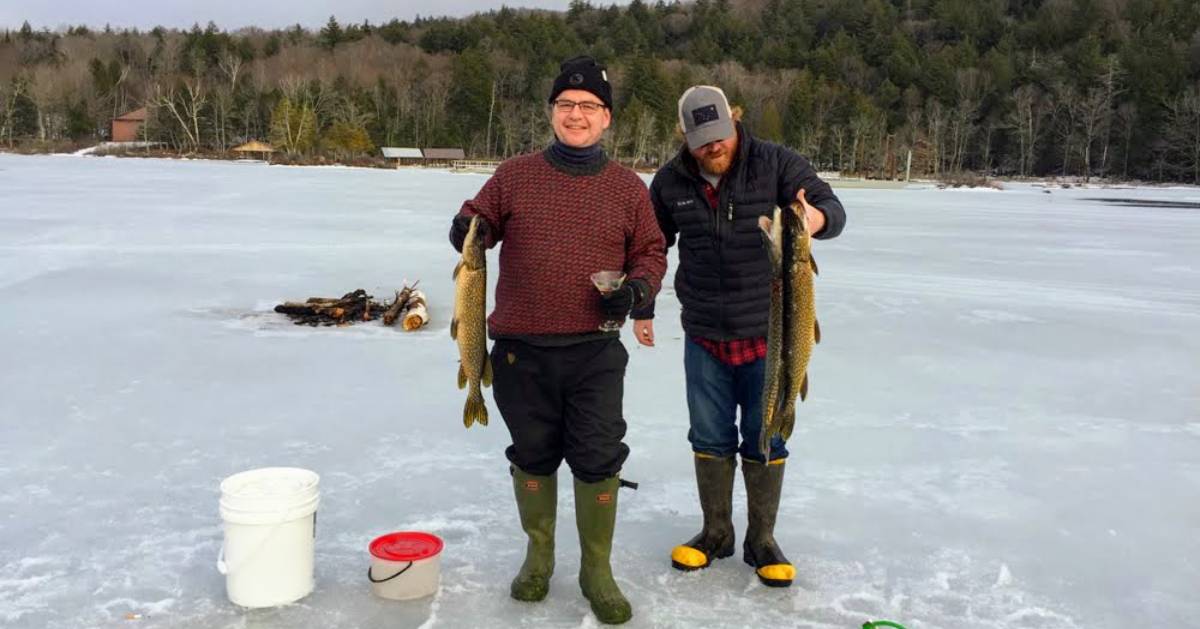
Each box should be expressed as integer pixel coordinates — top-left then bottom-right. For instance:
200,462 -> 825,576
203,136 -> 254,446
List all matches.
543,140 -> 609,176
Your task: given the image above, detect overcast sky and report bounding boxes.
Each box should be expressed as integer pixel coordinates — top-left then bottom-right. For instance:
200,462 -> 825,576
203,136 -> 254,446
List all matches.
1,1 -> 625,31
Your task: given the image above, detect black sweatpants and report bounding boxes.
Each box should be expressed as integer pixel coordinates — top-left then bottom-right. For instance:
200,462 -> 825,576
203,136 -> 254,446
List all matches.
490,337 -> 629,483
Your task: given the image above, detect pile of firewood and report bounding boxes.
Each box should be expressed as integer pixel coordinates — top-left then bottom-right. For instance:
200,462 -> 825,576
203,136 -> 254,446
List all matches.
383,285 -> 430,331
274,284 -> 429,329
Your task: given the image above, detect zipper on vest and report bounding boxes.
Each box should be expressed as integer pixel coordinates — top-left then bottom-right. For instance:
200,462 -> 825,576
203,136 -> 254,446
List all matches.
715,188 -> 726,331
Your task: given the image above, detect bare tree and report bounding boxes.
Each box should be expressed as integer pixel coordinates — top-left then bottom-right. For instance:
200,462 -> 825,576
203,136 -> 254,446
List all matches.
497,98 -> 522,158
29,65 -> 61,141
151,78 -> 205,151
804,82 -> 837,167
896,106 -> 923,178
211,50 -> 244,149
1076,87 -> 1111,182
0,75 -> 30,146
1165,85 -> 1200,184
849,112 -> 877,175
1008,84 -> 1048,177
631,106 -> 658,169
830,125 -> 846,172
269,75 -> 326,154
1096,56 -> 1125,178
605,112 -> 629,165
150,52 -> 208,151
950,68 -> 987,173
925,98 -> 947,177
418,72 -> 451,147
1116,102 -> 1137,179
1052,83 -> 1078,176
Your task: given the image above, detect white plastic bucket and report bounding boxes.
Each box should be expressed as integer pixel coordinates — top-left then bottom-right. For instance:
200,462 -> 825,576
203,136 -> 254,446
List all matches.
218,467 -> 320,608
368,532 -> 444,600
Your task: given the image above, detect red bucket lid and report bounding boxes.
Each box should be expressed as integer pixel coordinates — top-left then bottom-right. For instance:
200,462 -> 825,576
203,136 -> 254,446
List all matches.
370,531 -> 444,562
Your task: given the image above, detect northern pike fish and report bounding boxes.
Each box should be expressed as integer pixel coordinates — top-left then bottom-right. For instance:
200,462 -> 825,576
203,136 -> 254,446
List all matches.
451,216 -> 491,427
758,202 -> 820,459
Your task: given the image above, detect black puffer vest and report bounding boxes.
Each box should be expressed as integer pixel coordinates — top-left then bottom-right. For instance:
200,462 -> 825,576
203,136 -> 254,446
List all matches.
642,125 -> 845,340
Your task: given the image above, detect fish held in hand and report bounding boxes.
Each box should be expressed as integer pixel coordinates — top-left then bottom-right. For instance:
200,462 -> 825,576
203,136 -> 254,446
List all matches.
758,202 -> 819,459
451,216 -> 492,428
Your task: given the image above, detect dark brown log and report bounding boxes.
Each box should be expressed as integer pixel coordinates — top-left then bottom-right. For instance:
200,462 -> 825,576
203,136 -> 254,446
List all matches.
276,287 -> 401,326
383,290 -> 407,326
275,302 -> 320,316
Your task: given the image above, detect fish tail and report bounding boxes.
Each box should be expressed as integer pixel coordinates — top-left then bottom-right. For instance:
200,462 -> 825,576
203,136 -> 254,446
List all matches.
463,382 -> 488,428
759,411 -> 774,464
779,406 -> 797,442
761,395 -> 791,461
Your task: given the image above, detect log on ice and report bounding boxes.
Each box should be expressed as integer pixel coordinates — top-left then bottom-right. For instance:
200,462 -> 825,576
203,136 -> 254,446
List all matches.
383,286 -> 416,326
402,290 -> 429,331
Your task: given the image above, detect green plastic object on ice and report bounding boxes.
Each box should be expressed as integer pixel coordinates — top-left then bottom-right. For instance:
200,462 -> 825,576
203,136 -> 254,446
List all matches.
862,622 -> 908,629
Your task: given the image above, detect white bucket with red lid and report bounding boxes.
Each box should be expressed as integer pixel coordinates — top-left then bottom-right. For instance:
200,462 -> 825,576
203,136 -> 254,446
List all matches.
368,531 -> 444,600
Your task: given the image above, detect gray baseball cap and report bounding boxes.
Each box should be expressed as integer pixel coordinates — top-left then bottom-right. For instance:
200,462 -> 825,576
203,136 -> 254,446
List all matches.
678,85 -> 736,150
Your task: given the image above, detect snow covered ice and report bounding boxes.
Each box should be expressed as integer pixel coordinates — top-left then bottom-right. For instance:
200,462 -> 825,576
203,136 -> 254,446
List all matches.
1,153 -> 1198,629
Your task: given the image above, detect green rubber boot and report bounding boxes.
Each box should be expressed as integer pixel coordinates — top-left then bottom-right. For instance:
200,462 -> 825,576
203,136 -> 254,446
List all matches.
742,458 -> 795,587
574,476 -> 633,624
670,454 -> 736,571
510,467 -> 557,602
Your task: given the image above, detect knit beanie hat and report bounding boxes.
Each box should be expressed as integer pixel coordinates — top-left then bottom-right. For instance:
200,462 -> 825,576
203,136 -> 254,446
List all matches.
548,56 -> 613,110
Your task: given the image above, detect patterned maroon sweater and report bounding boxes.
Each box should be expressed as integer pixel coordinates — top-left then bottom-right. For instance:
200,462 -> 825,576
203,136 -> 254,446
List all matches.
459,151 -> 667,338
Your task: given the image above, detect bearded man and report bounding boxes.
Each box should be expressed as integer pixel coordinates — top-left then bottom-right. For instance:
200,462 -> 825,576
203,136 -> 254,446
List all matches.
630,85 -> 846,587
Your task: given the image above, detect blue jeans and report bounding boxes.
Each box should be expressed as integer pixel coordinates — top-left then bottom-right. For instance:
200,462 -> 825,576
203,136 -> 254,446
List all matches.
684,338 -> 788,462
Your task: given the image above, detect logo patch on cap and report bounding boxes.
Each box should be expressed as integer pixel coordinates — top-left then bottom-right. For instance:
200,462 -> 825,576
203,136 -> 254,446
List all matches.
569,73 -> 584,86
691,104 -> 720,126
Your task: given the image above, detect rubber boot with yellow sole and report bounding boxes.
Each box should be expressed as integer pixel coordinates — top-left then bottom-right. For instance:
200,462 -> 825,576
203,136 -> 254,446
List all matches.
670,454 -> 736,571
511,467 -> 556,602
575,477 -> 632,624
742,458 -> 795,587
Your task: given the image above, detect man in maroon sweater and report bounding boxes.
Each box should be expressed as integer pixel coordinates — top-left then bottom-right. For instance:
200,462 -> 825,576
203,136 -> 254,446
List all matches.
448,56 -> 666,625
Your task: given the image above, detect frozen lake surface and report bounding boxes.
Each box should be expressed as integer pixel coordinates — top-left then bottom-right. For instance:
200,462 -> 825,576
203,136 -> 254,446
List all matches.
1,153 -> 1198,629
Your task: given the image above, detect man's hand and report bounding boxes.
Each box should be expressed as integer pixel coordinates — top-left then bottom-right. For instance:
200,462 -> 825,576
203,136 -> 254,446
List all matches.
600,279 -> 648,321
796,188 -> 826,236
632,319 -> 655,347
449,212 -> 489,252
601,284 -> 636,319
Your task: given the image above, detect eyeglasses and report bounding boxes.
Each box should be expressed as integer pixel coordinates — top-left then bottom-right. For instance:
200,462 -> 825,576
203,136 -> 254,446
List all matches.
552,99 -> 606,114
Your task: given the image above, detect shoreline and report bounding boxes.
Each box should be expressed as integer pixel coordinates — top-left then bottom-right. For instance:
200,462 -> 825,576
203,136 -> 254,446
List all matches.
2,147 -> 1196,191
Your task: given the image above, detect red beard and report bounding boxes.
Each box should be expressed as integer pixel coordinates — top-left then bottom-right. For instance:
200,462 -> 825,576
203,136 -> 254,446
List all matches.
698,150 -> 733,176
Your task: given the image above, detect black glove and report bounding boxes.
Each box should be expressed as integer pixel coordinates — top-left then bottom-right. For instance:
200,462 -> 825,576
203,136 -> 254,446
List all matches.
449,213 -> 489,252
601,279 -> 648,319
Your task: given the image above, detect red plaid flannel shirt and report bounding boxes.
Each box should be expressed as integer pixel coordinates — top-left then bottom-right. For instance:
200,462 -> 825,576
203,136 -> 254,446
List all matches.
692,336 -> 768,366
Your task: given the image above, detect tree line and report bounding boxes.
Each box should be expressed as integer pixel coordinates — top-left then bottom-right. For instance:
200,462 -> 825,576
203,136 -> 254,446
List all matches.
1,0 -> 1199,182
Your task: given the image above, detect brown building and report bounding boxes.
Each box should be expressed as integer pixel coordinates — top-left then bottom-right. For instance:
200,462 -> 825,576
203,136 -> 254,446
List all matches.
111,107 -> 147,142
421,148 -> 466,166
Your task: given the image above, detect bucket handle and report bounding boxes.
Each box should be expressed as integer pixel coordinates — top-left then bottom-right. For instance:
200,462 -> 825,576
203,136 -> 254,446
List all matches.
368,562 -> 414,583
218,511 -> 316,576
